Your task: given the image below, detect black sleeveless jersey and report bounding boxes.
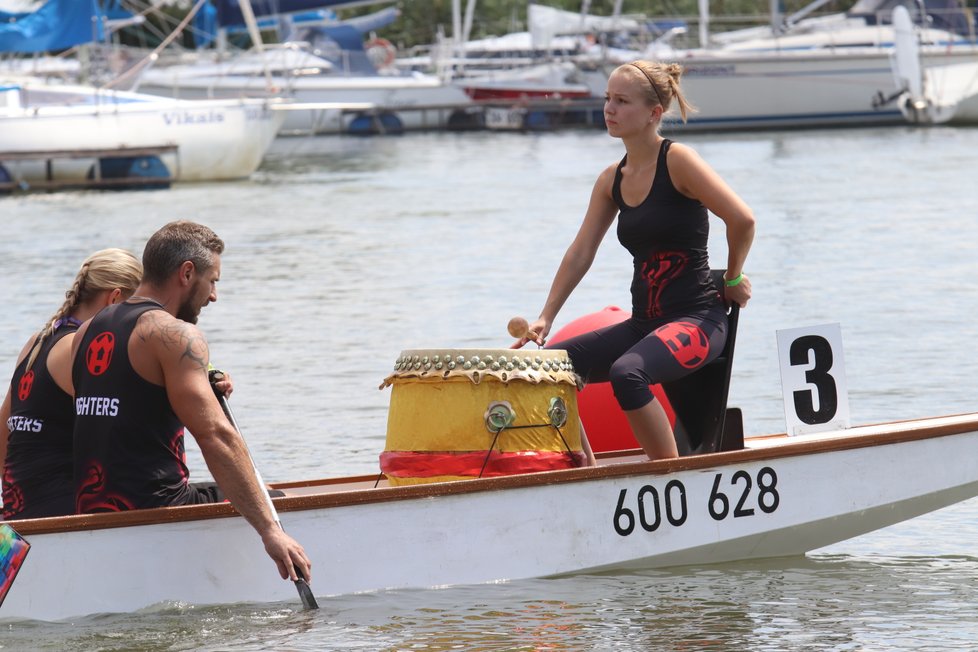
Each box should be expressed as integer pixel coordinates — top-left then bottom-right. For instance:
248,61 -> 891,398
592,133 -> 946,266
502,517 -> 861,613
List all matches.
72,301 -> 195,512
3,325 -> 77,519
614,139 -> 719,319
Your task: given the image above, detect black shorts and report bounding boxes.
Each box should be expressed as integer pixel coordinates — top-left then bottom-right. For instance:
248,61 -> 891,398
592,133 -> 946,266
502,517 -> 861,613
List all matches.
550,303 -> 728,411
183,482 -> 284,505
186,481 -> 226,504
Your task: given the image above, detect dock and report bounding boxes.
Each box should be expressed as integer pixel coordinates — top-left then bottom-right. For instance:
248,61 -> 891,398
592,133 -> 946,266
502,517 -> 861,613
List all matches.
277,96 -> 606,136
0,145 -> 177,193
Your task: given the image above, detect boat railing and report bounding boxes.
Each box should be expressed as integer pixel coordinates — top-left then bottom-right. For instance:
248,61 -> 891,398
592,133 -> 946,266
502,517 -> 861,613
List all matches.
570,4 -> 978,54
0,85 -> 21,111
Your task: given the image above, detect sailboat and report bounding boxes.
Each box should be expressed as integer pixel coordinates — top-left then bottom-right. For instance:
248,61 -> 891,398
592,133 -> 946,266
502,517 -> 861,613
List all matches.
401,1 -> 978,131
880,4 -> 978,124
0,0 -> 285,189
0,78 -> 286,189
647,0 -> 978,130
132,1 -> 473,135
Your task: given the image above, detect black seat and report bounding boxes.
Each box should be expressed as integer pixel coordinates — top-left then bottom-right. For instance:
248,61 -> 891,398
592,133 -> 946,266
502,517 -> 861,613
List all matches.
661,270 -> 744,455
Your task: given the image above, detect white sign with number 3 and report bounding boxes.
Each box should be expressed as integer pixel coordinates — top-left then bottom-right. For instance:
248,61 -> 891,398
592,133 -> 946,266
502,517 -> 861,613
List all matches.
776,323 -> 851,436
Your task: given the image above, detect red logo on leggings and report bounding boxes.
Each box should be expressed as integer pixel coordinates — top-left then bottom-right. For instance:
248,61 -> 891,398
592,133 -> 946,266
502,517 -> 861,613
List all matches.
17,370 -> 34,401
86,332 -> 115,376
654,321 -> 709,369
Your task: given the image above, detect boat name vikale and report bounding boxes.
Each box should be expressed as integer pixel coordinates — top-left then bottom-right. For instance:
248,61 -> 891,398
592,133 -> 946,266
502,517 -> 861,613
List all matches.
161,109 -> 227,126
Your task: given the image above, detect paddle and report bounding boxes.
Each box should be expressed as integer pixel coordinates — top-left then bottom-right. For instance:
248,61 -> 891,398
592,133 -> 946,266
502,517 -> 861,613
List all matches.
0,523 -> 30,609
209,370 -> 319,610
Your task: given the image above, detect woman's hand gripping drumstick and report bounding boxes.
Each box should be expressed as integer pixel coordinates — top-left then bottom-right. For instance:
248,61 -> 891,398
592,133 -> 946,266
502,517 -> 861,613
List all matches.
508,316 -> 596,467
509,316 -> 546,348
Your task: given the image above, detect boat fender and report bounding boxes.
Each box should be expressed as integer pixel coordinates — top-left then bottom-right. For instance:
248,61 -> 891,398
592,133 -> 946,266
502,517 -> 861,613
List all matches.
0,163 -> 11,195
447,107 -> 485,131
523,110 -> 554,131
548,307 -> 675,453
347,112 -> 403,136
88,156 -> 171,190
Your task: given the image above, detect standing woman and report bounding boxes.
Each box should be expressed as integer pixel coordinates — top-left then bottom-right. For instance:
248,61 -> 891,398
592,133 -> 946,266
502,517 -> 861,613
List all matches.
0,249 -> 142,519
513,61 -> 755,461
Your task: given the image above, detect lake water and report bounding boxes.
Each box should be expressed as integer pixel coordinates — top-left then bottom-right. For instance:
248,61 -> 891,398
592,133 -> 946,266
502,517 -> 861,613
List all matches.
1,124 -> 977,650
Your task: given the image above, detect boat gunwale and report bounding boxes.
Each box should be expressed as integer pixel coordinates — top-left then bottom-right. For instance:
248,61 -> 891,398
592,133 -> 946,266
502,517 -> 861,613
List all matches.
11,412 -> 978,536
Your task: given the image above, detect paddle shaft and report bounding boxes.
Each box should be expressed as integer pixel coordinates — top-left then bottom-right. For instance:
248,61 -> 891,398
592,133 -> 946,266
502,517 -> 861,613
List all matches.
214,389 -> 319,610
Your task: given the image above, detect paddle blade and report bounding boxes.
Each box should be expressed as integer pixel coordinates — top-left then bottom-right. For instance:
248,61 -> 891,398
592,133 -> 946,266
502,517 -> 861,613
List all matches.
295,577 -> 319,610
0,523 -> 30,608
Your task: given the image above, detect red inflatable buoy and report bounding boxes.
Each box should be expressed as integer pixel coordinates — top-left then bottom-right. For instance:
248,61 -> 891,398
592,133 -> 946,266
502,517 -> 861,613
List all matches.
548,307 -> 675,453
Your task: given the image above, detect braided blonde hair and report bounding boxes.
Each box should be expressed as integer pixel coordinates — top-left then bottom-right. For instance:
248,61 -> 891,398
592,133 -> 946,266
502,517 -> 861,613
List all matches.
25,248 -> 142,370
621,60 -> 695,123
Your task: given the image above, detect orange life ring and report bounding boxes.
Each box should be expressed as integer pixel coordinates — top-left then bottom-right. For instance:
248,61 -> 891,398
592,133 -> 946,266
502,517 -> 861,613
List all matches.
365,37 -> 396,70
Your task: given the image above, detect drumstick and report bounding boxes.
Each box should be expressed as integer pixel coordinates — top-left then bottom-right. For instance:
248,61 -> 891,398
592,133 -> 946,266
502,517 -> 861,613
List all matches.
508,316 -> 534,340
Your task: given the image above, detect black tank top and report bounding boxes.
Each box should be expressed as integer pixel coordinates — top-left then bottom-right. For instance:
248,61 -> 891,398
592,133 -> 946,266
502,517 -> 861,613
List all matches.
613,139 -> 718,319
3,324 -> 77,519
72,301 -> 194,512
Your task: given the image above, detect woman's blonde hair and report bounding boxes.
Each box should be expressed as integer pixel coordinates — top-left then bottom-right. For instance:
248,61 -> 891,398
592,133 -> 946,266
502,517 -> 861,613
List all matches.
620,60 -> 695,123
26,248 -> 143,370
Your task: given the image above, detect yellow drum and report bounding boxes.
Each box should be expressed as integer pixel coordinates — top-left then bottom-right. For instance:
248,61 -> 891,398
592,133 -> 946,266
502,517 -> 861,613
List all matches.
379,348 -> 585,485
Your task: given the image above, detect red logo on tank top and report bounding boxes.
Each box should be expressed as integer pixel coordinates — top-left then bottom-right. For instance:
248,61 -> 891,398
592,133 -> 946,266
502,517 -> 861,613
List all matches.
86,332 -> 115,376
639,251 -> 687,318
654,321 -> 710,369
170,428 -> 188,467
75,461 -> 135,513
17,369 -> 34,401
2,467 -> 24,518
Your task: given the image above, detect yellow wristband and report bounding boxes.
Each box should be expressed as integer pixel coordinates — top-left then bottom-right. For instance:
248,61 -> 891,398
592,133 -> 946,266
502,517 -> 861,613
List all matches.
724,273 -> 744,287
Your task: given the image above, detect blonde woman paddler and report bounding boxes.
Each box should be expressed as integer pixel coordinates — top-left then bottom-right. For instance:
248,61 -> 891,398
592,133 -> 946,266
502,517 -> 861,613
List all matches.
512,61 -> 756,462
0,248 -> 143,519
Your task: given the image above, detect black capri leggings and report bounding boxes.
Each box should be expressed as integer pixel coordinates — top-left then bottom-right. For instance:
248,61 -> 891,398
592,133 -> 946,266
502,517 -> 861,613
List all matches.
550,303 -> 728,411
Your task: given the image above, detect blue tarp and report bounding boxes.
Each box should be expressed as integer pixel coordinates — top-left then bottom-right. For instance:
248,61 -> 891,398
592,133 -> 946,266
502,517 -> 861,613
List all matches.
192,1 -> 219,47
210,0 -> 355,27
0,0 -> 106,53
192,0 -> 355,47
102,0 -> 133,21
192,2 -> 398,49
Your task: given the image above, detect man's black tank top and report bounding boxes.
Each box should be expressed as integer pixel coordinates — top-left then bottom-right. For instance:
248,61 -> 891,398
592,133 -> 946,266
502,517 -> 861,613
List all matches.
72,301 -> 195,512
613,139 -> 718,319
3,324 -> 77,519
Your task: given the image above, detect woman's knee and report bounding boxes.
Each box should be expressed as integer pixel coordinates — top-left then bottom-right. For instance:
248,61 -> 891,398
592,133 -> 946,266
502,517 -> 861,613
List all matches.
609,357 -> 654,411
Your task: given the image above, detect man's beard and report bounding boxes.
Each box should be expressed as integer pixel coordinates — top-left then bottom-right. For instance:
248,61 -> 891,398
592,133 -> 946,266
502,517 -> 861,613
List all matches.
176,298 -> 200,324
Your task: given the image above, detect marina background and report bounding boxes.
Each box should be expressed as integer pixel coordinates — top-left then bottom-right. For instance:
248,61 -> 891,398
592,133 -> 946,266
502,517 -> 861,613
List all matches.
1,124 -> 977,649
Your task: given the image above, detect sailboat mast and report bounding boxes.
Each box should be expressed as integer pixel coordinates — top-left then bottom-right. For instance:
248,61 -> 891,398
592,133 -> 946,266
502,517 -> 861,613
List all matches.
237,0 -> 275,92
698,0 -> 709,48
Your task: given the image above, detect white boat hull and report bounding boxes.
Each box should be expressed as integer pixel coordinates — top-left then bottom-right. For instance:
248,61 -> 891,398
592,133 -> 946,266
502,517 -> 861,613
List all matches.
138,72 -> 473,135
0,82 -> 285,183
577,46 -> 978,131
4,413 -> 978,622
897,61 -> 978,124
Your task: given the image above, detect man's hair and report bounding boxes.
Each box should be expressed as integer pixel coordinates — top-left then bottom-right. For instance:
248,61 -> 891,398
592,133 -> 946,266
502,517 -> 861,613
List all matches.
142,221 -> 225,285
